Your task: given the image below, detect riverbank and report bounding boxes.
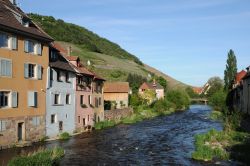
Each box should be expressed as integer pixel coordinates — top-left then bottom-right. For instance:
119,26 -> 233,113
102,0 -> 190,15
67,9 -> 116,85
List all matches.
95,105 -> 181,130
192,110 -> 250,164
8,147 -> 64,166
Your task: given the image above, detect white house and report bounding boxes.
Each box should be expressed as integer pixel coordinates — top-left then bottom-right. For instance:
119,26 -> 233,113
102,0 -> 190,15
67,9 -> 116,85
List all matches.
45,45 -> 76,138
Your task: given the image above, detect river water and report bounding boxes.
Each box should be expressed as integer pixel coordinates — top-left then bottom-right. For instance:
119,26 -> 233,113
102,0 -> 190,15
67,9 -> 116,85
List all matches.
0,105 -> 233,165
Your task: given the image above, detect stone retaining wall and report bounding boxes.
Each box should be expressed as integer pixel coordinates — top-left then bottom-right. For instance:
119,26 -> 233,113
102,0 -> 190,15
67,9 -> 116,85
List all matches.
104,108 -> 133,121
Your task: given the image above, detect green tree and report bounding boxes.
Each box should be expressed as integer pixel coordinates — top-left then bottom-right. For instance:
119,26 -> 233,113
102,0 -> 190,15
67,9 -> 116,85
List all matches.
166,90 -> 190,110
185,87 -> 199,98
156,76 -> 168,90
224,49 -> 237,91
207,77 -> 224,97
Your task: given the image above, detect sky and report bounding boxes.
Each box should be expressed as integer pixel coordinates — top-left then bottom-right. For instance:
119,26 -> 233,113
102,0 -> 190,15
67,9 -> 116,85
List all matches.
18,0 -> 250,87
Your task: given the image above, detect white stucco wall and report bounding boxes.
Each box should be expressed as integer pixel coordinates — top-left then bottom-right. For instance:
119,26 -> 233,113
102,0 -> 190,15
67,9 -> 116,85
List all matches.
46,67 -> 76,138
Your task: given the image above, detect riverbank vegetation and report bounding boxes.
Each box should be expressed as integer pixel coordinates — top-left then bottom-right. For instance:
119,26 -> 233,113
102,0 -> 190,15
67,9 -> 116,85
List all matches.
8,147 -> 64,166
192,50 -> 250,164
95,88 -> 190,130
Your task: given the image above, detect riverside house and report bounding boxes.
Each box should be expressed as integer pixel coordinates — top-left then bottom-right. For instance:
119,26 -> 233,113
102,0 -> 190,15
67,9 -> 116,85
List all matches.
242,67 -> 250,115
66,55 -> 96,131
92,75 -> 105,122
104,82 -> 130,110
139,81 -> 164,100
45,45 -> 76,138
0,0 -> 53,148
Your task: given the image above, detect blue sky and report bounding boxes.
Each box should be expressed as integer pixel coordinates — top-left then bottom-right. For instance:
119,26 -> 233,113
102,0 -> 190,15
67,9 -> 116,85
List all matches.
19,0 -> 250,86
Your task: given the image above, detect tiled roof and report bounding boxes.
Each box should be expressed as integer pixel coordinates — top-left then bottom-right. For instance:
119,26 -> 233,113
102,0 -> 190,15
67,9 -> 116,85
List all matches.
0,0 -> 53,42
104,82 -> 129,93
193,87 -> 203,94
139,82 -> 164,90
77,64 -> 94,76
236,70 -> 247,83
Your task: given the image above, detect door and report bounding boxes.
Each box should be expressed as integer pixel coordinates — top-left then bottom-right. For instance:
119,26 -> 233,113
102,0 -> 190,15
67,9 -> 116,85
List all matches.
59,121 -> 63,132
18,122 -> 23,141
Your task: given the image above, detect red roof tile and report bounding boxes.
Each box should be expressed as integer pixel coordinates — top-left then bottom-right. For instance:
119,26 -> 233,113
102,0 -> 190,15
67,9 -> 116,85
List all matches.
104,82 -> 129,93
236,70 -> 247,83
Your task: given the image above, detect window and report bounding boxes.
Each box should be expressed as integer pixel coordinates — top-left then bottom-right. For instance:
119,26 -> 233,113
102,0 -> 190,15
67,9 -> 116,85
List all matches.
0,33 -> 8,48
51,114 -> 55,124
0,33 -> 17,50
95,97 -> 98,108
28,64 -> 35,78
78,116 -> 80,123
0,92 -> 9,108
50,50 -> 58,61
0,91 -> 17,108
54,94 -> 60,105
24,63 -> 42,80
28,91 -> 37,107
99,97 -> 102,106
66,94 -> 70,105
57,71 -> 62,82
88,115 -> 90,122
88,95 -> 91,105
0,120 -> 6,132
80,95 -> 84,105
32,116 -> 40,126
24,40 -> 42,55
65,73 -> 70,82
0,59 -> 12,77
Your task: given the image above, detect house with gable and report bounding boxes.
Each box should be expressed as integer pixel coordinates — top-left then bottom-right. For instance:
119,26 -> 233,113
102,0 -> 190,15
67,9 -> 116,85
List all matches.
0,0 -> 53,148
139,80 -> 164,100
45,44 -> 76,138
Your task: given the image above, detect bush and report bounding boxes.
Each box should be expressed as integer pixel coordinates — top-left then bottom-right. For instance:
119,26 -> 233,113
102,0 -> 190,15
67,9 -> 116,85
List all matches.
59,132 -> 70,140
166,90 -> 190,110
129,94 -> 142,107
152,99 -> 175,115
8,147 -> 64,166
208,88 -> 227,111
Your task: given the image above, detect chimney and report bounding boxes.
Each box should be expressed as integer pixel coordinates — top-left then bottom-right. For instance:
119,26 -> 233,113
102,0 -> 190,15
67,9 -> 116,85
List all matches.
246,66 -> 250,73
67,46 -> 71,56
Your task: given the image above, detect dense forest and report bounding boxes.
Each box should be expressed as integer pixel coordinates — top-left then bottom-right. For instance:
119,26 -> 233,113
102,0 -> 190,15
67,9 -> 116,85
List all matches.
28,13 -> 143,65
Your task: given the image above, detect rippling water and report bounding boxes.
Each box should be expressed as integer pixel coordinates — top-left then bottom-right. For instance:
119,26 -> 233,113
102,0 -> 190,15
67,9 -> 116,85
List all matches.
0,105 -> 232,165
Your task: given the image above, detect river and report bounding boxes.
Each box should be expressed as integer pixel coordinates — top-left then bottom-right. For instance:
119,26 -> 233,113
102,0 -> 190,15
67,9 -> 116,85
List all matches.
0,105 -> 232,165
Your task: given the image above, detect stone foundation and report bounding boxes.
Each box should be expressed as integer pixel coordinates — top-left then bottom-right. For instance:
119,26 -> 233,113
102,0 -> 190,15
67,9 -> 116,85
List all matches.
0,115 -> 45,150
104,108 -> 133,121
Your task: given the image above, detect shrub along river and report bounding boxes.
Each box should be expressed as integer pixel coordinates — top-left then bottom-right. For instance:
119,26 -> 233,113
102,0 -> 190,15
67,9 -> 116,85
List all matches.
0,105 -> 234,165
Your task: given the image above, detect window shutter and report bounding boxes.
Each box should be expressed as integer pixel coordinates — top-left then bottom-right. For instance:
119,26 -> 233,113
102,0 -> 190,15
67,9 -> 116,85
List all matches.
28,91 -> 36,107
46,67 -> 50,89
37,65 -> 42,80
36,43 -> 42,55
1,60 -> 6,76
11,36 -> 17,50
60,94 -> 63,105
6,60 -> 12,77
24,40 -> 29,52
24,63 -> 29,78
11,91 -> 18,108
1,121 -> 6,131
34,92 -> 38,107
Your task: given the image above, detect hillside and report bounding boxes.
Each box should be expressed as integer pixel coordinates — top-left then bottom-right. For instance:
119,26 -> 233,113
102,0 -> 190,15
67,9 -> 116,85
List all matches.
29,14 -> 188,89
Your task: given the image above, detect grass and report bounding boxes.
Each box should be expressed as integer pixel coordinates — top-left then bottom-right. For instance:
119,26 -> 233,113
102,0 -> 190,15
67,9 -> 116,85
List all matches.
94,120 -> 117,130
59,132 -> 70,140
8,147 -> 64,166
192,129 -> 229,161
